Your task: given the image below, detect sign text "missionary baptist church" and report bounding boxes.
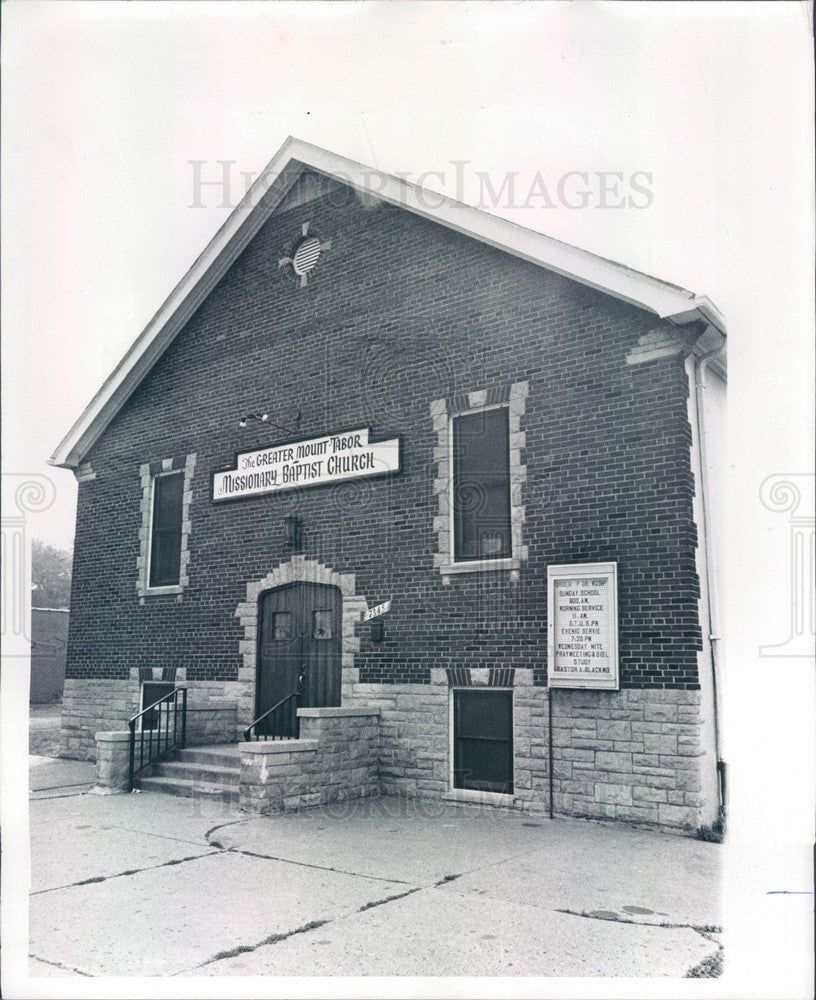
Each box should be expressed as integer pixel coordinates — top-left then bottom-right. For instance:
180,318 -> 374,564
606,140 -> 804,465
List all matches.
213,427 -> 400,501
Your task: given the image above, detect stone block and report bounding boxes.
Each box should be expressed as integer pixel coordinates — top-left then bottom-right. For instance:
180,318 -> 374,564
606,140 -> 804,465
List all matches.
614,804 -> 659,824
677,736 -> 702,757
658,802 -> 698,828
556,747 -> 594,763
597,720 -> 631,742
561,779 -> 594,797
632,784 -> 667,803
643,733 -> 678,755
595,751 -> 633,773
572,738 -> 614,752
676,770 -> 701,792
660,754 -> 697,771
644,773 -> 676,790
596,784 -> 633,806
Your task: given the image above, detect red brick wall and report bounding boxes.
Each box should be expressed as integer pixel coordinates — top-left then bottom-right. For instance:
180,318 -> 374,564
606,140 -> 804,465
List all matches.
66,179 -> 701,689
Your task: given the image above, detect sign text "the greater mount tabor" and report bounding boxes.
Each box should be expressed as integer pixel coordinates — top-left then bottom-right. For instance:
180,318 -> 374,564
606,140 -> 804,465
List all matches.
213,428 -> 400,501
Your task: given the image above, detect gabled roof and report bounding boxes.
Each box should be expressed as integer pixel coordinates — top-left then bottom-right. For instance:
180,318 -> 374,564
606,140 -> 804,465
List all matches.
50,137 -> 727,469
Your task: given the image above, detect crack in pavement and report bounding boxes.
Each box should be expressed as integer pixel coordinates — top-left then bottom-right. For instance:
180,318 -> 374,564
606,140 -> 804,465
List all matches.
232,847 -> 416,885
685,941 -> 724,978
29,953 -> 92,977
30,781 -> 95,792
30,850 -> 222,896
556,907 -> 724,977
357,886 -> 422,911
182,873 -> 437,973
29,790 -> 92,801
205,818 -> 248,843
185,918 -> 332,973
185,858 -> 564,972
555,907 -> 722,936
102,822 -> 213,848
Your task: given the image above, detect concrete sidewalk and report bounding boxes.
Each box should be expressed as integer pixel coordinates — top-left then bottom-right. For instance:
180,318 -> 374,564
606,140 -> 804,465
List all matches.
28,756 -> 722,979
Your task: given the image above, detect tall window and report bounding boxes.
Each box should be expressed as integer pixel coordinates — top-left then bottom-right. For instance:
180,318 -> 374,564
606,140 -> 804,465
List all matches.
149,472 -> 184,587
452,407 -> 512,562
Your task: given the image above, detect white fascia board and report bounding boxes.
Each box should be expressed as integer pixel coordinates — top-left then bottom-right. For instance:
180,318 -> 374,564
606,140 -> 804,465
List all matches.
50,137 -> 725,468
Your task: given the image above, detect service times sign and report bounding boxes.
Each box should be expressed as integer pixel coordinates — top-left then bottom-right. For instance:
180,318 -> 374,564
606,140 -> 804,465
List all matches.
213,427 -> 400,502
547,562 -> 619,690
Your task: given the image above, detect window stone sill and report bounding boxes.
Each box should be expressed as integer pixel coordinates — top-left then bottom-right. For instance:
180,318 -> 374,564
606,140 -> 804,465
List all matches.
140,584 -> 184,597
442,788 -> 516,807
440,558 -> 520,575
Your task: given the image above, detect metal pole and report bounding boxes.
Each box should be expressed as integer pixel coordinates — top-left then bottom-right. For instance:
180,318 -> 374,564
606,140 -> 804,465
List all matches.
548,687 -> 554,819
180,688 -> 187,748
128,719 -> 136,793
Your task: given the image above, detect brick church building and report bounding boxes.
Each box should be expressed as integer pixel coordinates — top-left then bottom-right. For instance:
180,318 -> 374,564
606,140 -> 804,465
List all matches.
51,138 -> 726,831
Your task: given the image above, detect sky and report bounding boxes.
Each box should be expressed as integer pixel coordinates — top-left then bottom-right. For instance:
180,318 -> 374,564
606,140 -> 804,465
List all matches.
1,3 -> 814,996
3,0 -> 811,553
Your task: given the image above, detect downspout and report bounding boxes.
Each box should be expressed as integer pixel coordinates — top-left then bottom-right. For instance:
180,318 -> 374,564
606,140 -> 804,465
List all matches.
688,338 -> 727,817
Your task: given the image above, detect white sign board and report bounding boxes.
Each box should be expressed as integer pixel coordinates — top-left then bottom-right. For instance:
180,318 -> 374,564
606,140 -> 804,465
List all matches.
362,600 -> 391,622
213,427 -> 400,502
547,562 -> 619,690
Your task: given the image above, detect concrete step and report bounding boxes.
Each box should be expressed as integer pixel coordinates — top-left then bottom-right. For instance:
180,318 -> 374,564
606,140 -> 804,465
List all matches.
173,746 -> 242,768
151,760 -> 240,784
138,775 -> 240,803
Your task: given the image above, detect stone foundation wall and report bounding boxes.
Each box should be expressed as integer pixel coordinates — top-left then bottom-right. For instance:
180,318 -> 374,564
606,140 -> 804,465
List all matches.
239,706 -> 380,813
185,698 -> 238,746
63,671 -> 711,832
60,679 -> 141,760
60,677 -> 242,761
346,677 -> 450,800
344,668 -> 710,832
545,688 -> 706,829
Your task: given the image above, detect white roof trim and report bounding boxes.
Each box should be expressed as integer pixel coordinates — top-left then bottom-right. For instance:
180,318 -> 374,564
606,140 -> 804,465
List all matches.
50,136 -> 727,468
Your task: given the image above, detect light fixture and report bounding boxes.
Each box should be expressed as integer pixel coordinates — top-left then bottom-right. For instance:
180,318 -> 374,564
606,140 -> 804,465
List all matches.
283,515 -> 302,552
238,410 -> 301,432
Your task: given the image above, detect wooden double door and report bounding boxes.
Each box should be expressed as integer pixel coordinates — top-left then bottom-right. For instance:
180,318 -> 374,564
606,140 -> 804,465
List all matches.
256,583 -> 343,732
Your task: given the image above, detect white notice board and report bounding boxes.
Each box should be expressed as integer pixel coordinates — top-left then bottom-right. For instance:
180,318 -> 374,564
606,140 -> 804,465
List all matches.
547,561 -> 619,690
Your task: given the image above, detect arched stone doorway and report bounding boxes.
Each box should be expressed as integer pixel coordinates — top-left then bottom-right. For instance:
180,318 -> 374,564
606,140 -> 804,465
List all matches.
234,556 -> 368,727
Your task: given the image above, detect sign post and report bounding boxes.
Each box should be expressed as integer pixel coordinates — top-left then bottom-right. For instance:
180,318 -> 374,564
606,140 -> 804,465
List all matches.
547,562 -> 619,690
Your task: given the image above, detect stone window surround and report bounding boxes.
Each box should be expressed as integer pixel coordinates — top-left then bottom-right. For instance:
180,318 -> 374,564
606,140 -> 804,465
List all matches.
136,453 -> 196,600
234,556 -> 369,725
431,381 -> 529,583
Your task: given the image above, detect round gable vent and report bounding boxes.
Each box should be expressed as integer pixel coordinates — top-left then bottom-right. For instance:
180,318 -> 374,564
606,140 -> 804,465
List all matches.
278,224 -> 332,287
292,236 -> 322,277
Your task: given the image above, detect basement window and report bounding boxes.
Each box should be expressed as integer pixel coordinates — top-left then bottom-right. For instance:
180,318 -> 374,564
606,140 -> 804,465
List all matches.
148,472 -> 185,588
141,681 -> 175,730
452,689 -> 514,794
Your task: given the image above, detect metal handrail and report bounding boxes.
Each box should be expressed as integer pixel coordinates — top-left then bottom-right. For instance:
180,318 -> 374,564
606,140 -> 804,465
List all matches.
128,687 -> 187,792
243,691 -> 300,741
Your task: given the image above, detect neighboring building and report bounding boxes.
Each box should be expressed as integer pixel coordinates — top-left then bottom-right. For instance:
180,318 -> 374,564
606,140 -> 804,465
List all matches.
50,138 -> 726,831
30,608 -> 70,703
